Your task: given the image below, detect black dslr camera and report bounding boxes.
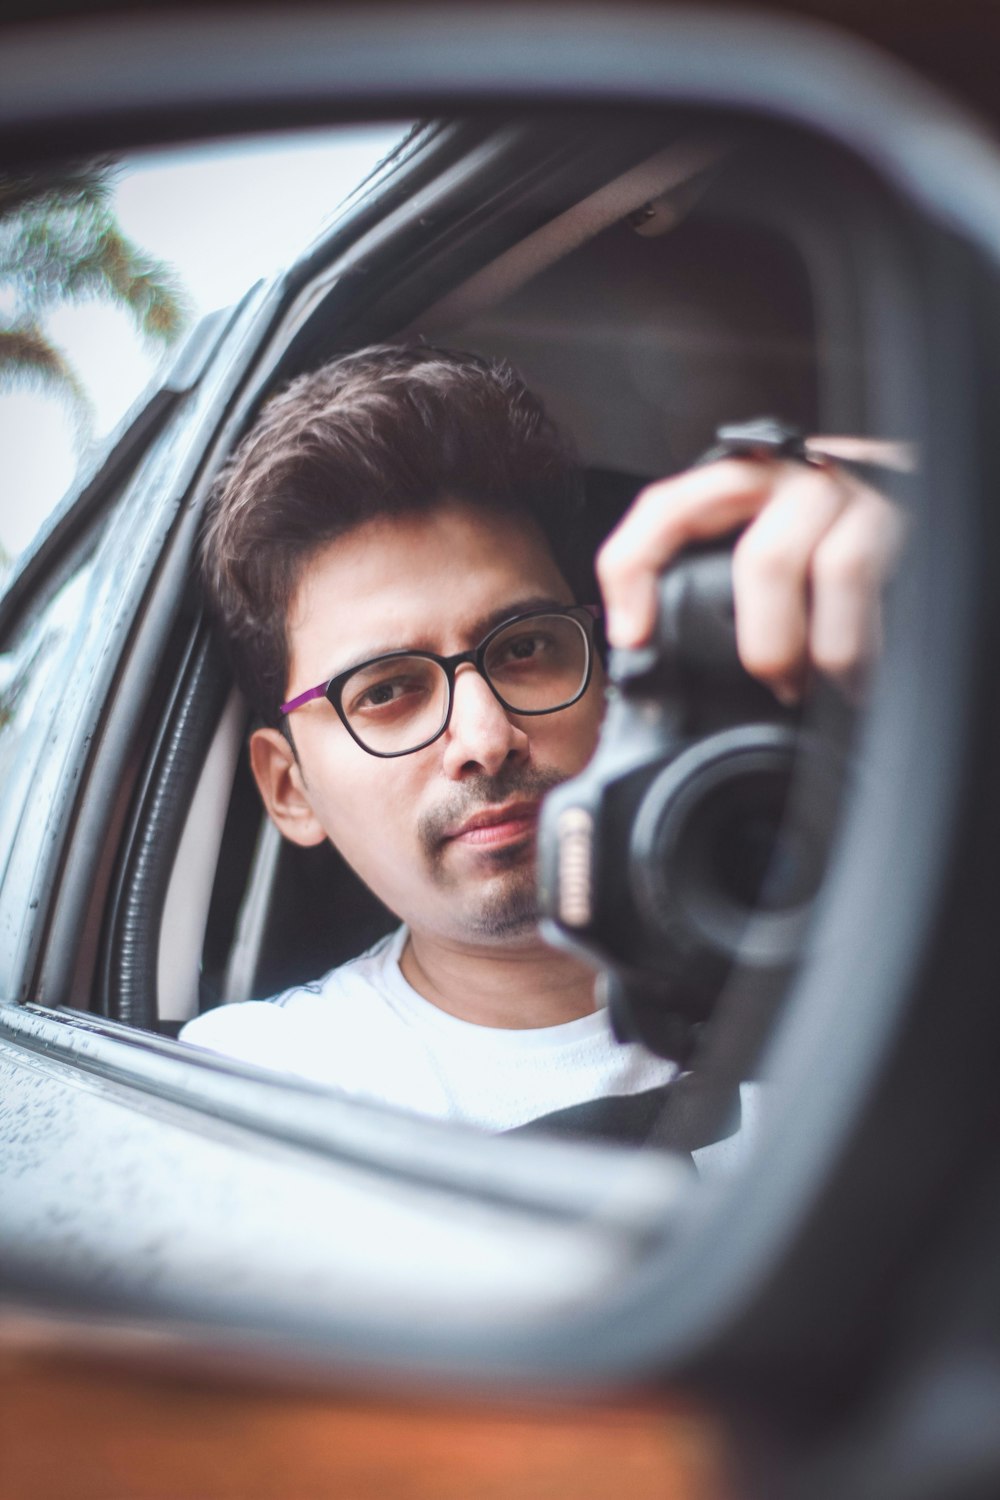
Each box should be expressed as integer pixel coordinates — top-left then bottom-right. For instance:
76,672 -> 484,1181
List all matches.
538,421 -> 851,1064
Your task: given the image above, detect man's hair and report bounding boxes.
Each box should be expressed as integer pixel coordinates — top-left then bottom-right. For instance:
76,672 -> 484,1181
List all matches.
199,343 -> 586,723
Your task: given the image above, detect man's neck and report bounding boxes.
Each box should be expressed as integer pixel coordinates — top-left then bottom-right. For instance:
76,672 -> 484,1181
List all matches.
399,929 -> 598,1029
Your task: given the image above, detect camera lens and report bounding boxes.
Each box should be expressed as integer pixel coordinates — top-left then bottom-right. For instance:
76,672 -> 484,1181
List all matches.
631,725 -> 838,979
703,771 -> 823,914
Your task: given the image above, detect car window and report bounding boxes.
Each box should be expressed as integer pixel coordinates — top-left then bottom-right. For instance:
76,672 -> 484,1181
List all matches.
0,528 -> 105,887
193,126 -> 855,1023
7,109 -> 921,1174
0,124 -> 412,580
131,113 -> 904,1172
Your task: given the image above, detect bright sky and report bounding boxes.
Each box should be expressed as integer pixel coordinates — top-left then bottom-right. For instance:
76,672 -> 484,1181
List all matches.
0,124 -> 407,568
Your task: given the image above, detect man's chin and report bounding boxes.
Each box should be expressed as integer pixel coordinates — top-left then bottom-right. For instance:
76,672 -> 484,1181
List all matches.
428,830 -> 546,940
464,863 -> 541,941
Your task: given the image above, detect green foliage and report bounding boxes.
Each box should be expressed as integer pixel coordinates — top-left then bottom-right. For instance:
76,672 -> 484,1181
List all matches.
0,159 -> 190,429
0,323 -> 85,397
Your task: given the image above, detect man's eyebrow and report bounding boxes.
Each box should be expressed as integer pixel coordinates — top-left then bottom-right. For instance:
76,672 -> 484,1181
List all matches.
328,596 -> 573,679
473,595 -> 573,639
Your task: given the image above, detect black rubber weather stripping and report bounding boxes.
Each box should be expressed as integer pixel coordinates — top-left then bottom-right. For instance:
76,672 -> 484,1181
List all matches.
104,626 -> 230,1028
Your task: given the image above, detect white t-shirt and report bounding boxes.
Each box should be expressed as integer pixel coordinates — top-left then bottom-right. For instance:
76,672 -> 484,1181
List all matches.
181,927 -> 681,1134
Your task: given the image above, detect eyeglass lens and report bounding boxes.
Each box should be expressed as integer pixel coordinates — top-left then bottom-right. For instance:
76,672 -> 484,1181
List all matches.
340,613 -> 590,754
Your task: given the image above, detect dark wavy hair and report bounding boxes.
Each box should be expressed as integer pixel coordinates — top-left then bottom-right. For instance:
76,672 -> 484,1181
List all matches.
199,344 -> 586,723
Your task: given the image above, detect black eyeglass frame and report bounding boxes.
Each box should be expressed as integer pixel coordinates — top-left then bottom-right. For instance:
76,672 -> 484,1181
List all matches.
280,604 -> 601,758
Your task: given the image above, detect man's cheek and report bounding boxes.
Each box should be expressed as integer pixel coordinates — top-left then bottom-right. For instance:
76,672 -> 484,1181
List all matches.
326,786 -> 424,879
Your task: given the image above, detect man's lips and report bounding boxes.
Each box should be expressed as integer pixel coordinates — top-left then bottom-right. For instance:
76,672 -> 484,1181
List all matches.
444,801 -> 540,848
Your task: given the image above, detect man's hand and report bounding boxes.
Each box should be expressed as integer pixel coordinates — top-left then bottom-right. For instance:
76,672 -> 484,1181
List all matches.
595,439 -> 911,704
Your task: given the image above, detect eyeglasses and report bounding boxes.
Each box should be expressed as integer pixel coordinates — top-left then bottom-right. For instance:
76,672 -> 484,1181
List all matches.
280,604 -> 600,758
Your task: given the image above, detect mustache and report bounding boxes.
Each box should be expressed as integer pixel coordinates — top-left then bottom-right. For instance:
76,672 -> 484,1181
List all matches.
417,765 -> 567,857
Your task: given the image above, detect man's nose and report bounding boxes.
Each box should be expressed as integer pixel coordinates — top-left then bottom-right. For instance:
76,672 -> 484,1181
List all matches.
440,663 -> 529,779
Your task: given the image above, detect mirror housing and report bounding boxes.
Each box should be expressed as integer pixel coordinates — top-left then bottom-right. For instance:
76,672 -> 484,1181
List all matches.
5,7 -> 1000,1491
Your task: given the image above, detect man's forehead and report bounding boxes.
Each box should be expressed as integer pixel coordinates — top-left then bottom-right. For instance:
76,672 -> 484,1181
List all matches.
383,495 -> 551,545
308,498 -> 557,575
286,499 -> 571,664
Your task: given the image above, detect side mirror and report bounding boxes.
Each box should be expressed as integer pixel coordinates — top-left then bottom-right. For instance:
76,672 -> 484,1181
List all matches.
4,8 -> 1000,1494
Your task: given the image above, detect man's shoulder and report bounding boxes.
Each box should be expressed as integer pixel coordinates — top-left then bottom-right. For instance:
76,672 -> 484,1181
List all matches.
271,926 -> 404,1010
179,926 -> 405,1050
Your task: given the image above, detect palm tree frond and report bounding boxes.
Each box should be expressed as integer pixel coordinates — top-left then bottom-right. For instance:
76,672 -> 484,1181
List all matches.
0,160 -> 117,220
0,162 -> 190,344
0,162 -> 188,454
3,204 -> 191,343
0,323 -> 94,437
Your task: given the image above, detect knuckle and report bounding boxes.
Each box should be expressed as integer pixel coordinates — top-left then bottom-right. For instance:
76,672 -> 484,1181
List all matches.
594,535 -> 615,580
710,456 -> 766,486
732,530 -> 791,588
595,533 -> 633,586
811,535 -> 873,594
632,477 -> 670,507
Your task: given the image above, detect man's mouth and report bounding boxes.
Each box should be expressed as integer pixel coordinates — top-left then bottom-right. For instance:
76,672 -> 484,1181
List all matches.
444,801 -> 540,849
418,767 -> 567,864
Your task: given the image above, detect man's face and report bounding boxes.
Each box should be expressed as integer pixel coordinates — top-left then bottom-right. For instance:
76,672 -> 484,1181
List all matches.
251,499 -> 604,949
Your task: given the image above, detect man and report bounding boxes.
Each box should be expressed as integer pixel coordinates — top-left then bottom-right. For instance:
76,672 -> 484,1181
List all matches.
182,344 -> 900,1143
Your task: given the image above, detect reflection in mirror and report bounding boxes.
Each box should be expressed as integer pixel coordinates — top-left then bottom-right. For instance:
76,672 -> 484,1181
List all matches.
92,114 -> 914,1193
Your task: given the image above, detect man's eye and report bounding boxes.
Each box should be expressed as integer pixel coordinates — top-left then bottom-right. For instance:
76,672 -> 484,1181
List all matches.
350,675 -> 426,715
490,629 -> 562,675
495,631 -> 551,666
361,681 -> 403,707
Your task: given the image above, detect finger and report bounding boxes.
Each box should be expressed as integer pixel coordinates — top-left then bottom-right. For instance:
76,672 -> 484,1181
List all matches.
596,459 -> 776,647
804,436 -> 917,473
730,462 -> 851,701
809,488 -> 906,696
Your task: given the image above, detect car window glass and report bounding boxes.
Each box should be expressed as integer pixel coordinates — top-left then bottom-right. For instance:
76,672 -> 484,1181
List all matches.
0,123 -> 412,583
0,530 -> 104,884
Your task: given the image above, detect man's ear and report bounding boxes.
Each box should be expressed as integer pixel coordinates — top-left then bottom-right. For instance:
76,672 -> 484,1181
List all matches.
249,727 -> 327,847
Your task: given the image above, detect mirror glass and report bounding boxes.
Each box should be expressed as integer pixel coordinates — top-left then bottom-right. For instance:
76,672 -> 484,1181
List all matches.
3,109 -> 921,1264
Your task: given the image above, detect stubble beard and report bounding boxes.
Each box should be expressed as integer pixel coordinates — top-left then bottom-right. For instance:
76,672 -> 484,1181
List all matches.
417,765 -> 567,942
467,840 -> 540,940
